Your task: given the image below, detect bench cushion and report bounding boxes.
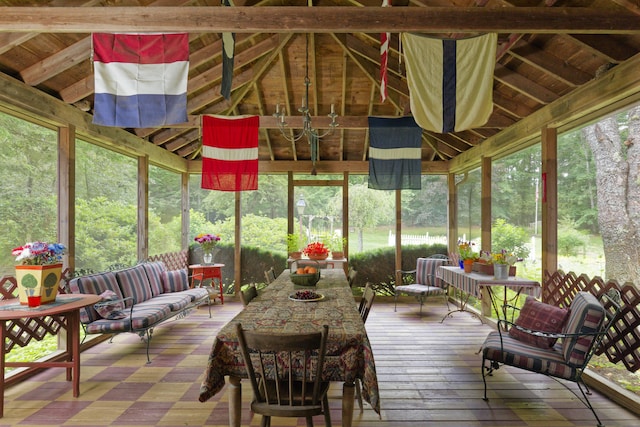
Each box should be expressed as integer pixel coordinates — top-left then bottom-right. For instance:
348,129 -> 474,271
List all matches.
142,261 -> 166,296
483,331 -> 578,381
84,304 -> 172,334
69,271 -> 123,323
116,265 -> 154,307
162,268 -> 190,293
562,292 -> 605,367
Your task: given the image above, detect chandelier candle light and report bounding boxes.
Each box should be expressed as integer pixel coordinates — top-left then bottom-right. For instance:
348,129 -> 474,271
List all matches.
273,34 -> 339,175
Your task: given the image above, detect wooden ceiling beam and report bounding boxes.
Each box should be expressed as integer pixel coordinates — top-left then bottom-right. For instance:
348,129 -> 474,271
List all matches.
508,40 -> 592,87
0,7 -> 638,34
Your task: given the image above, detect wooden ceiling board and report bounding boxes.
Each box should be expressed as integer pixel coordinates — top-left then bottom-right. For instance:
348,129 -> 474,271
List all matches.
0,1 -> 639,169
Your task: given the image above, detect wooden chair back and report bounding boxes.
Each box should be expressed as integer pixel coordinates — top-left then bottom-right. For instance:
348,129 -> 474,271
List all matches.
241,285 -> 258,306
235,323 -> 331,424
264,267 -> 276,284
358,282 -> 375,323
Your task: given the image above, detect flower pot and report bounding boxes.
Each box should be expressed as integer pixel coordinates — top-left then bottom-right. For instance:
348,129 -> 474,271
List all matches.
331,251 -> 344,259
289,251 -> 302,260
493,263 -> 509,280
308,253 -> 329,261
463,259 -> 474,273
15,263 -> 63,305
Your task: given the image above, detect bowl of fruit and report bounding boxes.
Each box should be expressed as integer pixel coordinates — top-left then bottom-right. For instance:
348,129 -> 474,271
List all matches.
290,265 -> 321,286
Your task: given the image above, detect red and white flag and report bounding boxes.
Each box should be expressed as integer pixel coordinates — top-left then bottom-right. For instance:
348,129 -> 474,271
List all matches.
201,115 -> 259,192
92,33 -> 189,128
380,0 -> 391,103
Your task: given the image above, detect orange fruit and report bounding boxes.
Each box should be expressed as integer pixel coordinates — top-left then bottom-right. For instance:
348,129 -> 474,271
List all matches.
296,268 -> 305,274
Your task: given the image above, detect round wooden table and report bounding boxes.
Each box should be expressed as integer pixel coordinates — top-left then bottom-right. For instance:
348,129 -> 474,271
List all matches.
0,293 -> 101,418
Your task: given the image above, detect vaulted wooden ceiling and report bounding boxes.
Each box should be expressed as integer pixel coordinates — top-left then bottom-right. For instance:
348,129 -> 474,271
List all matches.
0,0 -> 639,173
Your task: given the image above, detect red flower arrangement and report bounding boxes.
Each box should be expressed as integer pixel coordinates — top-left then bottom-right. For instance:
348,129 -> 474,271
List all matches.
303,242 -> 330,260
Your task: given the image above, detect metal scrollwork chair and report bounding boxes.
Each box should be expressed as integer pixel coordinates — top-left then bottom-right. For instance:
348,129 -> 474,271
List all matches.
394,255 -> 449,314
481,290 -> 622,427
236,323 -> 332,427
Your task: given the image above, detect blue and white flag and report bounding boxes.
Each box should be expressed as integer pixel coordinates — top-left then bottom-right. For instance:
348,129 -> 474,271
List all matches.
402,32 -> 497,133
368,116 -> 422,190
92,32 -> 189,128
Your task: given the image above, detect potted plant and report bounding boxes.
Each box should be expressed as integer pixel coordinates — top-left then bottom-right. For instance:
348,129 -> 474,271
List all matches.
12,241 -> 65,305
458,241 -> 477,273
327,235 -> 347,259
287,233 -> 304,259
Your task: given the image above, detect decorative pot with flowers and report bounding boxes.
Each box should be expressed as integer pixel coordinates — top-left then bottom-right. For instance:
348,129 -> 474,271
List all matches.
477,250 -> 518,277
12,241 -> 65,305
458,241 -> 477,273
303,242 -> 330,260
194,233 -> 221,264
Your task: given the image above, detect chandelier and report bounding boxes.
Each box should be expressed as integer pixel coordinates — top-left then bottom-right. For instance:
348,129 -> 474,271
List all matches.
273,34 -> 339,174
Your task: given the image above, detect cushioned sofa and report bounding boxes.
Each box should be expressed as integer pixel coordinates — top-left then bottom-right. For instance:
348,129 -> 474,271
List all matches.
69,261 -> 210,363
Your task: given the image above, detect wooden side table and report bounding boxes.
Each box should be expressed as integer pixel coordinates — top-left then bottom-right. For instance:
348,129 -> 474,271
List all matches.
189,264 -> 224,304
0,294 -> 101,417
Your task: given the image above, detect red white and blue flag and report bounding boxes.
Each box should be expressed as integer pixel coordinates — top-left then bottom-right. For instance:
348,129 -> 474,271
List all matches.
92,33 -> 189,128
201,115 -> 259,192
380,0 -> 391,103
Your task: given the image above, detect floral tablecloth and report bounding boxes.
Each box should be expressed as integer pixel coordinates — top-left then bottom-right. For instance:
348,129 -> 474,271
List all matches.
198,269 -> 381,415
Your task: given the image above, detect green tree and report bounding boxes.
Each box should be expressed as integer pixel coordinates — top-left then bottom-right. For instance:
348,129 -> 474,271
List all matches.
491,218 -> 530,259
343,184 -> 394,252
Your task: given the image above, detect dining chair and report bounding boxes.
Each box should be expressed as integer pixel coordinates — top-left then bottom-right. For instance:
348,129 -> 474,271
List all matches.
347,267 -> 358,288
264,267 -> 276,284
355,282 -> 375,412
241,285 -> 258,306
235,323 -> 332,427
394,255 -> 449,314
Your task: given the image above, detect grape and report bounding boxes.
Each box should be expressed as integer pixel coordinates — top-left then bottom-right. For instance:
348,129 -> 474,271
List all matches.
293,290 -> 320,300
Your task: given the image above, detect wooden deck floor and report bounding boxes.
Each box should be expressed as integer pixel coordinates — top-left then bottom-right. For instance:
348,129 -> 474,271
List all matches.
3,297 -> 639,426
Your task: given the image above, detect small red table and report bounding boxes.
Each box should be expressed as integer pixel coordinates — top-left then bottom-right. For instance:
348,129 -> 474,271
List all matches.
189,264 -> 224,304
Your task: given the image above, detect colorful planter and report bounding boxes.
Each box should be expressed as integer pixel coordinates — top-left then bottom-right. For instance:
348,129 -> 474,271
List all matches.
15,263 -> 62,304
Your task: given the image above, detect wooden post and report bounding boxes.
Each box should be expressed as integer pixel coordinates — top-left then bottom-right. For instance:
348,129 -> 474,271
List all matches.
541,126 -> 558,278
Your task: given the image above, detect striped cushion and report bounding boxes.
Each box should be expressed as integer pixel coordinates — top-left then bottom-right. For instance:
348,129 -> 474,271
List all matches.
162,269 -> 190,293
416,257 -> 447,287
562,292 -> 605,367
116,265 -> 153,307
69,271 -> 123,323
483,331 -> 577,380
84,304 -> 171,334
140,293 -> 192,312
142,261 -> 166,296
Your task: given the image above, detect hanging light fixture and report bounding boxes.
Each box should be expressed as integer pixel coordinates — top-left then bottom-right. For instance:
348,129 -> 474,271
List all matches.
273,34 -> 339,174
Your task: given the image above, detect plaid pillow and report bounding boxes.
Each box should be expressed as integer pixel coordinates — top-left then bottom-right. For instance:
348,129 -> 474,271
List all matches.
94,290 -> 127,320
509,296 -> 570,348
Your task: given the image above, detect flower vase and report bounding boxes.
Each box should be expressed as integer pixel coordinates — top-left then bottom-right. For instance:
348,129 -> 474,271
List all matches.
463,259 -> 474,273
203,251 -> 213,264
15,263 -> 63,305
494,263 -> 509,280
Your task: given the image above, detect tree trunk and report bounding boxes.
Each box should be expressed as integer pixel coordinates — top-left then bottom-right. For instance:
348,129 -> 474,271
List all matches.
583,107 -> 640,283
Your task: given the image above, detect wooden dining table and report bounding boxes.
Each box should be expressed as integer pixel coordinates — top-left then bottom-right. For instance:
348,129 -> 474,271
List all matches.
198,268 -> 380,427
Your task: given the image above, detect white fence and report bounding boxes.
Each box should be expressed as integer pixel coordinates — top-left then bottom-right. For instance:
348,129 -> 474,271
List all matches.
388,231 -> 447,246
